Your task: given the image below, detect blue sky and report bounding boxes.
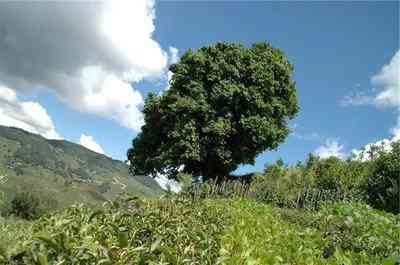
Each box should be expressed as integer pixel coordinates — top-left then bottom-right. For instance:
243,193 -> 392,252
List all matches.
0,1 -> 398,174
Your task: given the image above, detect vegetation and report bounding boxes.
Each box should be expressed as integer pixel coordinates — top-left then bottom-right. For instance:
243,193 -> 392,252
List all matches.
1,196 -> 398,265
219,140 -> 399,214
362,141 -> 400,213
1,139 -> 399,264
0,125 -> 163,210
1,40 -> 399,264
219,200 -> 399,265
2,138 -> 399,263
128,42 -> 299,181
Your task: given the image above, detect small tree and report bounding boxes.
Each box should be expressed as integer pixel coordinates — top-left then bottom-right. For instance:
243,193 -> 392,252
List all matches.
128,42 -> 299,181
363,141 -> 400,214
314,157 -> 346,192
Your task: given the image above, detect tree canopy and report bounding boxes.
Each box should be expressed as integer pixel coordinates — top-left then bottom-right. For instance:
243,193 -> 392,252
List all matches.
128,42 -> 299,181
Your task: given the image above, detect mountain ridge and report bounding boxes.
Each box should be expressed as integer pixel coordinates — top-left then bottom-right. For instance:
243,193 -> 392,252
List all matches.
0,125 -> 163,207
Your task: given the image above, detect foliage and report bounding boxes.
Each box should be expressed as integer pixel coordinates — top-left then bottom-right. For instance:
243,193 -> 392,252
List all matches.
219,200 -> 326,265
8,192 -> 42,220
362,141 -> 400,214
1,197 -> 399,265
314,202 -> 400,258
0,216 -> 32,262
220,200 -> 399,265
314,157 -> 347,191
3,196 -> 235,265
243,157 -> 361,210
1,191 -> 57,220
181,139 -> 398,215
128,42 -> 299,181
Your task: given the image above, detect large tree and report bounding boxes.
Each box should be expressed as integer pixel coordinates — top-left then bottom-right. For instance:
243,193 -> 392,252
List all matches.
128,42 -> 299,181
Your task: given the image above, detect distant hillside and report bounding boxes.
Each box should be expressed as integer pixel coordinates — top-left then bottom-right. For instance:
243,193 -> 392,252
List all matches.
0,125 -> 163,207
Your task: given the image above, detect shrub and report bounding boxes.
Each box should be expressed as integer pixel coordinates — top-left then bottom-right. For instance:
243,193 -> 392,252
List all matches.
219,200 -> 326,265
362,141 -> 400,214
219,200 -> 397,265
9,192 -> 41,220
314,201 -> 400,258
8,196 -> 235,264
7,191 -> 57,220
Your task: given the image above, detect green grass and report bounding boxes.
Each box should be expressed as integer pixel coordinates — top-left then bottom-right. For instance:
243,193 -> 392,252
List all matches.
1,197 -> 398,265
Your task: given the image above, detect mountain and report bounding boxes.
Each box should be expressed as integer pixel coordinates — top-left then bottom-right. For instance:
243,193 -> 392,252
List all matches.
0,125 -> 163,207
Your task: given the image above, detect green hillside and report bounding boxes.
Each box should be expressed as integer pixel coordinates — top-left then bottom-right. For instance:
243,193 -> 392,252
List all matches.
0,126 -> 163,208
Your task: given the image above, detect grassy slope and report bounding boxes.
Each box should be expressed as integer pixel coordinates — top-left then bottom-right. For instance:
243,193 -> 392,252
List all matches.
1,198 -> 398,265
0,125 -> 162,207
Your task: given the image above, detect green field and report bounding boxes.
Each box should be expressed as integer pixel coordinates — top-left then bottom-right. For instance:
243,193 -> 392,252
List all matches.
1,196 -> 399,264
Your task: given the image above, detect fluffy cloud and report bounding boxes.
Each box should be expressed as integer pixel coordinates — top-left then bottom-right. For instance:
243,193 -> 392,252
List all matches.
0,0 -> 168,131
314,139 -> 345,159
341,50 -> 400,146
371,51 -> 400,107
168,46 -> 179,64
351,116 -> 399,161
79,134 -> 105,154
163,47 -> 179,91
351,138 -> 394,161
155,173 -> 181,193
0,85 -> 61,139
390,116 -> 400,141
342,51 -> 400,108
164,71 -> 174,91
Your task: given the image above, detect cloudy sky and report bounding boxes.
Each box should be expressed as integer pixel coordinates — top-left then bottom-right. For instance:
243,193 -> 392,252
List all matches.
0,1 -> 398,173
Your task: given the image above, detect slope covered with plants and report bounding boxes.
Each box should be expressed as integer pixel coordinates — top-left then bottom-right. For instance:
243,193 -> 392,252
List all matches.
0,125 -> 162,212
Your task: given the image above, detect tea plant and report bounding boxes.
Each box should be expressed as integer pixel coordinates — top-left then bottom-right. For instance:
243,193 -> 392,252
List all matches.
313,202 -> 400,258
219,200 -> 399,265
1,196 -> 399,264
5,196 -> 235,265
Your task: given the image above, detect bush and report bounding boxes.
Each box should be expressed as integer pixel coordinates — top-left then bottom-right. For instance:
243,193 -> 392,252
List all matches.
219,200 -> 326,265
362,141 -> 400,214
9,192 -> 41,220
314,201 -> 400,258
7,191 -> 57,220
1,197 -> 399,265
219,200 -> 397,265
8,196 -> 234,264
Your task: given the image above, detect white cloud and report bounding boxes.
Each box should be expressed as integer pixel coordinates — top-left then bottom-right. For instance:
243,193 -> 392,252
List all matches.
341,50 -> 400,145
340,91 -> 376,107
292,131 -> 321,141
371,51 -> 400,107
351,116 -> 399,161
0,85 -> 61,139
169,46 -> 179,64
0,0 -> 168,131
342,51 -> 399,108
314,139 -> 346,159
79,134 -> 105,154
163,47 -> 179,91
155,173 -> 181,193
351,138 -> 393,161
390,115 -> 400,141
164,71 -> 174,91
